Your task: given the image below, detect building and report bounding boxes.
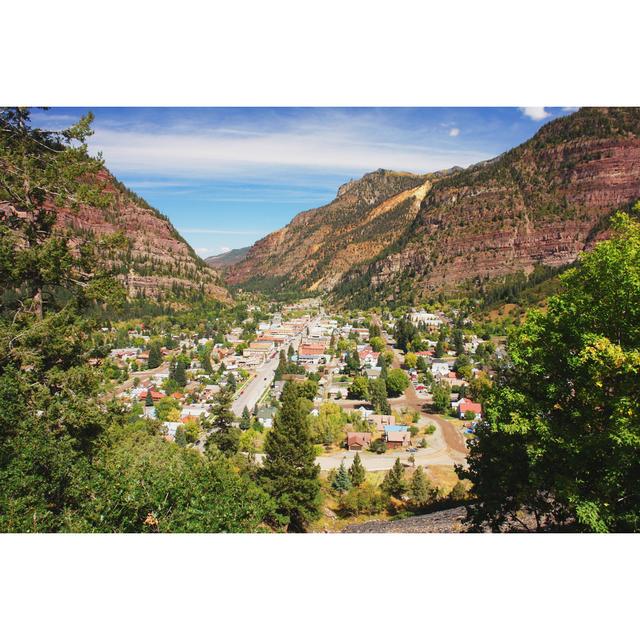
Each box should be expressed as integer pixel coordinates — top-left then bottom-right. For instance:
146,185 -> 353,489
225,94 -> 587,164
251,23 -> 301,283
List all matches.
346,432 -> 372,451
369,414 -> 395,431
457,400 -> 482,420
385,428 -> 411,449
409,310 -> 443,328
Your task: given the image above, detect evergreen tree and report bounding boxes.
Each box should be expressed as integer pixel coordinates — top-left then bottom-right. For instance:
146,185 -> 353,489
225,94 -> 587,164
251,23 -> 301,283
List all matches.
287,344 -> 294,358
381,458 -> 406,499
240,406 -> 251,431
369,378 -> 391,414
206,388 -> 240,456
409,466 -> 432,508
148,343 -> 162,369
145,389 -> 155,407
377,353 -> 388,379
349,452 -> 366,487
434,339 -> 445,358
171,359 -> 187,387
260,382 -> 321,532
226,371 -> 237,393
174,426 -> 187,447
332,461 -> 352,493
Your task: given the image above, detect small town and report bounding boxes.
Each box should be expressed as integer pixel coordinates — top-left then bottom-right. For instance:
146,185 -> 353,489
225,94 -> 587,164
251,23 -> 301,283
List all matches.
92,295 -> 500,530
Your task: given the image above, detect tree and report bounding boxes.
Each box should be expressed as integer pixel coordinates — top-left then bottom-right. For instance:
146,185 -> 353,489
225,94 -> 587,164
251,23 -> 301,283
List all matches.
377,353 -> 388,379
206,388 -> 240,456
308,402 -> 347,446
240,406 -> 251,430
147,343 -> 162,369
381,458 -> 406,499
370,336 -> 385,353
349,453 -> 366,486
449,480 -> 468,502
469,372 -> 492,404
348,376 -> 370,400
434,339 -> 445,358
452,328 -> 465,356
385,369 -> 409,397
169,358 -> 187,388
226,371 -> 237,393
145,389 -> 155,407
332,461 -> 352,493
404,352 -> 418,370
260,382 -> 321,532
368,378 -> 391,415
460,212 -> 640,533
174,426 -> 187,447
416,355 -> 428,372
409,466 -> 433,508
344,349 -> 361,375
431,381 -> 450,413
155,396 -> 180,421
287,344 -> 294,358
394,316 -> 418,353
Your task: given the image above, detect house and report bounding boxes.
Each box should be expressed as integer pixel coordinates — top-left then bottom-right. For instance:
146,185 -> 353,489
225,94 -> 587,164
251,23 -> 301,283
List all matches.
364,367 -> 382,380
346,432 -> 372,450
431,359 -> 452,377
272,380 -> 286,399
385,428 -> 411,449
257,406 -> 277,427
409,310 -> 443,328
458,400 -> 482,420
356,406 -> 374,419
139,388 -> 165,402
298,343 -> 326,364
368,414 -> 395,431
180,404 -> 210,420
358,349 -> 380,368
162,421 -> 181,440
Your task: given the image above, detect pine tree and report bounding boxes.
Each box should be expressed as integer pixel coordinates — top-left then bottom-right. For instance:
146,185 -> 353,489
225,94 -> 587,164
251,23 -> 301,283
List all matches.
434,340 -> 445,358
260,382 -> 321,532
240,406 -> 251,430
145,389 -> 155,407
332,461 -> 352,493
409,466 -> 432,508
206,388 -> 240,455
349,452 -> 366,486
369,378 -> 391,415
171,359 -> 187,387
148,343 -> 162,369
381,458 -> 406,499
377,353 -> 388,380
287,344 -> 294,358
226,371 -> 237,393
174,426 -> 187,447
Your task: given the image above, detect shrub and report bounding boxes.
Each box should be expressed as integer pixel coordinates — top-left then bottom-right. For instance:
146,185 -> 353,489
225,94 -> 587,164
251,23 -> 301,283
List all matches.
339,483 -> 385,516
369,438 -> 387,454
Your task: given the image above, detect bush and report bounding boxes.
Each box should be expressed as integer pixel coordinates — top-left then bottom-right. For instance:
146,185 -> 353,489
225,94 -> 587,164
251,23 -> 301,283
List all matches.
424,424 -> 436,435
369,438 -> 387,454
409,425 -> 419,437
338,483 -> 385,516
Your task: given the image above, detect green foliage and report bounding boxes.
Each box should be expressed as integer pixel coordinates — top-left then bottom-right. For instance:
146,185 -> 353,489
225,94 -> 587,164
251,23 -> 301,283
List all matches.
431,382 -> 450,413
240,406 -> 251,430
369,336 -> 385,353
155,396 -> 180,421
348,376 -> 370,400
308,402 -> 347,446
332,461 -> 352,493
385,369 -> 409,397
206,388 -> 240,456
260,382 -> 321,532
348,452 -> 366,486
409,466 -> 434,509
381,458 -> 406,499
368,378 -> 391,414
147,342 -> 162,369
338,482 -> 384,516
370,438 -> 387,454
461,211 -> 640,532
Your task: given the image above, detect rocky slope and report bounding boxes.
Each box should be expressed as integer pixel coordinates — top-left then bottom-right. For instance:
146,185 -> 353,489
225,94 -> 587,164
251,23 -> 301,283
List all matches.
226,169 -> 429,289
8,170 -> 230,303
228,108 -> 640,306
205,246 -> 251,269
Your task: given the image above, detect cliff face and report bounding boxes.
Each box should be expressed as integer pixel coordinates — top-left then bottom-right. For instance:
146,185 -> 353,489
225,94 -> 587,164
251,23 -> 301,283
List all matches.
47,171 -> 230,303
226,169 -> 428,289
229,108 -> 640,304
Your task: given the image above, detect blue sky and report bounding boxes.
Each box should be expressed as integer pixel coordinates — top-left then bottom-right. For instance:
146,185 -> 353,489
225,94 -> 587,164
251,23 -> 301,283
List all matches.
31,107 -> 577,257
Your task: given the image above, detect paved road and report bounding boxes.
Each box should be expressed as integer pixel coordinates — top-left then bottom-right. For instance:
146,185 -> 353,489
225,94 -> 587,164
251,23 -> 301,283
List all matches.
231,350 -> 283,417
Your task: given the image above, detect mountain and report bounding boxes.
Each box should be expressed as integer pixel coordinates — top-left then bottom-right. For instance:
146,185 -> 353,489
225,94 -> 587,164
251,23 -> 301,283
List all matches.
228,108 -> 640,306
205,246 -> 251,269
226,169 -> 430,289
2,168 -> 230,304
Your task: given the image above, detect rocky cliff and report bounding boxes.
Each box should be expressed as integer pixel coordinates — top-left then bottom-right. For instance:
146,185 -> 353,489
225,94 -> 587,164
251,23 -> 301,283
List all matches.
228,108 -> 640,306
34,171 -> 229,303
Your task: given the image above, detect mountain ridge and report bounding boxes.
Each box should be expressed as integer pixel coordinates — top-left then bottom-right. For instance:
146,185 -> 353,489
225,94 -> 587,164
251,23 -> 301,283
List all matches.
227,108 -> 640,306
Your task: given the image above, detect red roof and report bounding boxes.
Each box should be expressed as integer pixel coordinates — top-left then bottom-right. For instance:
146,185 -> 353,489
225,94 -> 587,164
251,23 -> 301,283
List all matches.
299,343 -> 325,356
347,432 -> 372,447
140,389 -> 165,400
459,401 -> 482,414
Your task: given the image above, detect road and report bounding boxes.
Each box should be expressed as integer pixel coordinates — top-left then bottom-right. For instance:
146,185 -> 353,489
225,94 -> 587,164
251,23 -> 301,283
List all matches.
231,316 -> 318,417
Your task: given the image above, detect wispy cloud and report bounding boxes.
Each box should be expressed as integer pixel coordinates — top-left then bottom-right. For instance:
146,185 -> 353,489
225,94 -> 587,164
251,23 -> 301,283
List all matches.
87,110 -> 492,181
449,127 -> 460,137
519,107 -> 551,121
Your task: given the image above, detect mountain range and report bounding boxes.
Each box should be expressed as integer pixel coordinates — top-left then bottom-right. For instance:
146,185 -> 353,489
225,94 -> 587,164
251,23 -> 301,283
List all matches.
226,107 -> 640,307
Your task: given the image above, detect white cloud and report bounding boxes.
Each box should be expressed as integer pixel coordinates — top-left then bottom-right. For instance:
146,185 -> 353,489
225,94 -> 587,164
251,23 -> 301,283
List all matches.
449,127 -> 460,137
520,107 -> 551,121
562,107 -> 580,112
194,247 -> 213,256
219,246 -> 231,253
86,112 -> 491,181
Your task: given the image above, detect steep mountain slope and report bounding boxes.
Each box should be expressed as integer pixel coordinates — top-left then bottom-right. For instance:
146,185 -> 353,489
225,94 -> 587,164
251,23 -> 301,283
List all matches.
206,246 -> 251,269
229,108 -> 640,306
226,169 -> 430,289
1,169 -> 230,304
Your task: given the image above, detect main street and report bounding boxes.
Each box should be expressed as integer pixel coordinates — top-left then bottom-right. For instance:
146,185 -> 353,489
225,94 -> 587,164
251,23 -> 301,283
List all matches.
231,314 -> 319,416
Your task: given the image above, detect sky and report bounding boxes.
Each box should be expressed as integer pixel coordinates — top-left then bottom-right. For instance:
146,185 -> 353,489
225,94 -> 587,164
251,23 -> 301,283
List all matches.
30,107 -> 577,257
